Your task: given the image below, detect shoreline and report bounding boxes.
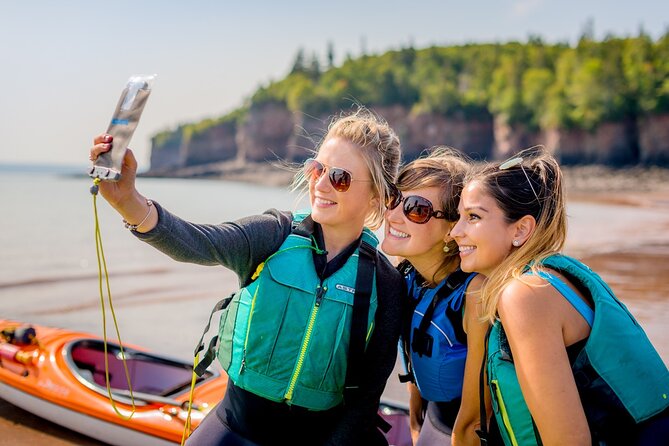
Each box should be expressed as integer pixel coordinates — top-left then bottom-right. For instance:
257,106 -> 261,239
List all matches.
141,162 -> 669,196
563,165 -> 669,208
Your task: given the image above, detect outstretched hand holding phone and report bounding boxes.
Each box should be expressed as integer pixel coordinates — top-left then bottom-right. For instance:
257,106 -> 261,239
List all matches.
89,135 -> 157,233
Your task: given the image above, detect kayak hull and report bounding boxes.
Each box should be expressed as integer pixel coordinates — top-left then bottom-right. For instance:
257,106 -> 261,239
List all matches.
0,320 -> 226,445
0,380 -> 174,446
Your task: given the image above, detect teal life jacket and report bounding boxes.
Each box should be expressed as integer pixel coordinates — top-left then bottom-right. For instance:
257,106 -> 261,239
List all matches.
484,254 -> 669,446
398,264 -> 475,403
203,213 -> 379,411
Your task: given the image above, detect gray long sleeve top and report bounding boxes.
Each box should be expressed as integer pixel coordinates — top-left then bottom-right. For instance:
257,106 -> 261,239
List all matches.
135,203 -> 404,445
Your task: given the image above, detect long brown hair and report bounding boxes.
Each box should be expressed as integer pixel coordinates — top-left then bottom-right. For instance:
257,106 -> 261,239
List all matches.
396,147 -> 470,283
468,146 -> 566,322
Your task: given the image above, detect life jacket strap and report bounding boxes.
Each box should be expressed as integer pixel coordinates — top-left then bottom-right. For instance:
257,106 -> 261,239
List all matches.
416,269 -> 469,335
375,413 -> 393,433
192,294 -> 234,376
397,372 -> 413,384
343,240 -> 376,404
412,269 -> 470,357
291,214 -> 315,238
397,261 -> 418,384
476,324 -> 493,445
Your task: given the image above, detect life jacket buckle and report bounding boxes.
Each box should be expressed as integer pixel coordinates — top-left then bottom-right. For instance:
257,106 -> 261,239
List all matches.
411,327 -> 434,358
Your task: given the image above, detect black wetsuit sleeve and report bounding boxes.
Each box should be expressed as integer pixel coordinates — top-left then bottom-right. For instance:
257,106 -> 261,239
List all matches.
133,203 -> 293,285
325,253 -> 405,446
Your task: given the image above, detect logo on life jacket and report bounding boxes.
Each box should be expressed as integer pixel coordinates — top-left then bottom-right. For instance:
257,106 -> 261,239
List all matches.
335,284 -> 355,294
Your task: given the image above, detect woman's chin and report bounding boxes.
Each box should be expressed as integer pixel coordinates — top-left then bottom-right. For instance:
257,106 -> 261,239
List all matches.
380,242 -> 399,257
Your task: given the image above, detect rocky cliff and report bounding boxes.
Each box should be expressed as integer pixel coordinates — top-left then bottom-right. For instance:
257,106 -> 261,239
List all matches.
146,104 -> 669,180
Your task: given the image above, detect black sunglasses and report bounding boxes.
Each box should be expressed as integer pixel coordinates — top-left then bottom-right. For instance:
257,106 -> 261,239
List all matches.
386,186 -> 447,224
303,158 -> 371,192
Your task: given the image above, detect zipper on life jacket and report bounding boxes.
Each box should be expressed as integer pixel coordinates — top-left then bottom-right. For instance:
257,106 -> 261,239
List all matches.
240,284 -> 262,375
366,321 -> 374,343
284,284 -> 326,401
490,379 -> 520,446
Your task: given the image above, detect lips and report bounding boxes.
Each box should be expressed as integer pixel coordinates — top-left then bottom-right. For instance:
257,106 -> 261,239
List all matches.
458,245 -> 476,256
314,197 -> 337,207
388,226 -> 409,238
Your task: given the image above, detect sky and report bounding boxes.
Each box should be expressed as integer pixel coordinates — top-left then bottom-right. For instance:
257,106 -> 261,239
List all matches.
1,1 -> 667,168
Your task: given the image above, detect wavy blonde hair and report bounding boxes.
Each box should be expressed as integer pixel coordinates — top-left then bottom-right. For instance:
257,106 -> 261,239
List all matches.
468,147 -> 567,322
292,107 -> 402,229
396,147 -> 471,283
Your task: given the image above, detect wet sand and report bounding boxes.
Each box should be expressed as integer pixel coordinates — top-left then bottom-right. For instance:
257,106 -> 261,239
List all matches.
0,401 -> 102,446
3,172 -> 669,445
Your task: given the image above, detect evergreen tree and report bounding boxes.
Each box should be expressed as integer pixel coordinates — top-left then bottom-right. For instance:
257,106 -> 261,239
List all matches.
291,48 -> 306,74
327,41 -> 335,68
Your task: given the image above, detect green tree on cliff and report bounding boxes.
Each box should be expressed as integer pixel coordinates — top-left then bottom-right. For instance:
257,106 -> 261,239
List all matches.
202,32 -> 669,141
649,30 -> 669,113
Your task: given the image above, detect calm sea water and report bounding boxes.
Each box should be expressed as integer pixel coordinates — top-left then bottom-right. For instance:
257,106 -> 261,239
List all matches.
1,169 -> 668,384
0,170 -> 303,285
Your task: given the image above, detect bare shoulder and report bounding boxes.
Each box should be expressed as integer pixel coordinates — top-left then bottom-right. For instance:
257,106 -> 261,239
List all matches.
498,276 -> 559,330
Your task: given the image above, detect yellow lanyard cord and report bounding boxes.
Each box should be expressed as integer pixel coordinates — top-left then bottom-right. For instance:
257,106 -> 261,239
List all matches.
180,354 -> 201,445
91,178 -> 136,419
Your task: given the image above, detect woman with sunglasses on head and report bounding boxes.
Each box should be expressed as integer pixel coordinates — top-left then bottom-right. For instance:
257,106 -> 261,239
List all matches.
450,147 -> 669,446
381,148 -> 499,446
88,108 -> 405,446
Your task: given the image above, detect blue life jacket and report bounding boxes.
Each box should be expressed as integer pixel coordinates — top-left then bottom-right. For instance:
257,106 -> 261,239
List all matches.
484,254 -> 669,446
400,264 -> 476,402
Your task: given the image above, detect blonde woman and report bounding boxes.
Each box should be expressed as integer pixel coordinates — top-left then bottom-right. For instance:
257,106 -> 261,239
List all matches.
89,109 -> 405,446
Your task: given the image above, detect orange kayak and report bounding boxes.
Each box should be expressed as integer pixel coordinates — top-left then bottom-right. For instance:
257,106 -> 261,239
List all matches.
0,319 -> 412,445
0,319 -> 226,445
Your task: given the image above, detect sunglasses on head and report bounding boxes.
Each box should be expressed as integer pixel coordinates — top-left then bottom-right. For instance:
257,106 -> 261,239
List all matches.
386,186 -> 447,224
303,158 -> 371,192
499,156 -> 540,203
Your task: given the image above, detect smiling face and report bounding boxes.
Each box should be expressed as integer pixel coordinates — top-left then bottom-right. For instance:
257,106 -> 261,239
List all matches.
309,136 -> 377,234
382,186 -> 452,269
451,180 -> 518,276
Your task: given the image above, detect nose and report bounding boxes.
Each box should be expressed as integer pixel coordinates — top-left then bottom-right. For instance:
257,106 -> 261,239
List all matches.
385,201 -> 403,222
313,169 -> 331,192
450,217 -> 465,239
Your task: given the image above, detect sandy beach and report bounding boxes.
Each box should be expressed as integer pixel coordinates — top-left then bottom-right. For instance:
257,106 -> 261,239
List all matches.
2,167 -> 669,445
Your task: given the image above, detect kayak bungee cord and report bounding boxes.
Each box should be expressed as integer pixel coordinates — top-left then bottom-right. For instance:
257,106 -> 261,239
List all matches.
90,178 -> 137,420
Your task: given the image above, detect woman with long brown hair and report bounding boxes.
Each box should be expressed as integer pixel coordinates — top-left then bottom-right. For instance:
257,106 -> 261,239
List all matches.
451,147 -> 669,445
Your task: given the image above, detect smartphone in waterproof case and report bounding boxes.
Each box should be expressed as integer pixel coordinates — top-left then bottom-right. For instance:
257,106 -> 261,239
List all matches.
89,74 -> 156,181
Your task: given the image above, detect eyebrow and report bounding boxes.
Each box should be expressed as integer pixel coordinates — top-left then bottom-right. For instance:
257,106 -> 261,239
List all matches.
463,206 -> 489,213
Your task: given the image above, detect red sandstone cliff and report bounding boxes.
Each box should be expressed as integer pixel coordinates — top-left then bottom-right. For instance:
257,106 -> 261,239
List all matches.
147,104 -> 669,177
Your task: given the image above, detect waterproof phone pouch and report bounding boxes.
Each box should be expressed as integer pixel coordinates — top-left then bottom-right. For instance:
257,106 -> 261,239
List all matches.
89,74 -> 156,181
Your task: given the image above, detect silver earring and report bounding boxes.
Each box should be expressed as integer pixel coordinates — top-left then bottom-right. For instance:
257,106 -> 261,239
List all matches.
512,240 -> 520,247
